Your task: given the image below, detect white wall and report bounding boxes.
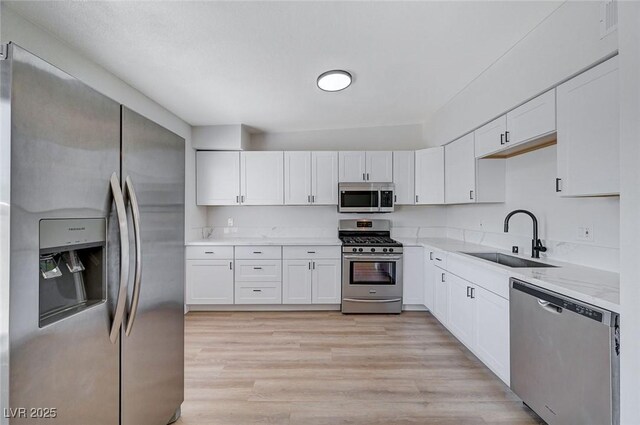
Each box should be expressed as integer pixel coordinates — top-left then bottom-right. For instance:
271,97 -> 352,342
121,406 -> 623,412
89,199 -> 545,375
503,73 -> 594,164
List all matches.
250,123 -> 423,151
0,5 -> 207,240
618,1 -> 640,423
446,146 -> 619,272
424,1 -> 618,147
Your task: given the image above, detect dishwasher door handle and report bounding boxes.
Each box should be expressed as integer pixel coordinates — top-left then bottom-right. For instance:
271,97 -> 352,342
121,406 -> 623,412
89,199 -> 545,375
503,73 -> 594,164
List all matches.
538,299 -> 563,314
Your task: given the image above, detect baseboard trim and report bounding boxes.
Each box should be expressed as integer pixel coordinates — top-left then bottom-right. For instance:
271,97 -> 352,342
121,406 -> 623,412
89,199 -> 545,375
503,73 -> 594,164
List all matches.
186,304 -> 342,312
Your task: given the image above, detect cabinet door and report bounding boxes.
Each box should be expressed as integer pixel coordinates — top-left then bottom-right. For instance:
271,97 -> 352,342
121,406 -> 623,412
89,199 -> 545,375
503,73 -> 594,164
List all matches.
445,133 -> 476,204
474,115 -> 507,158
312,259 -> 341,304
312,151 -> 338,205
284,152 -> 312,205
432,268 -> 448,326
475,286 -> 510,385
283,259 -> 312,304
447,274 -> 475,347
366,151 -> 393,182
241,151 -> 284,205
506,89 -> 556,147
402,246 -> 424,305
415,147 -> 445,204
423,251 -> 435,311
186,259 -> 234,304
338,151 -> 367,182
196,151 -> 240,205
557,57 -> 619,196
392,151 -> 415,205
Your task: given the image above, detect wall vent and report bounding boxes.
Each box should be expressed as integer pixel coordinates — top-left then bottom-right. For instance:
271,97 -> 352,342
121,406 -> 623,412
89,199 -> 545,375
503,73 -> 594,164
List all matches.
600,0 -> 618,39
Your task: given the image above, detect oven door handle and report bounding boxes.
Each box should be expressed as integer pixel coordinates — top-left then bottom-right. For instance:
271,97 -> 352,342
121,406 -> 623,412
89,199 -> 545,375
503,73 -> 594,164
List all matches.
343,298 -> 403,304
343,254 -> 403,261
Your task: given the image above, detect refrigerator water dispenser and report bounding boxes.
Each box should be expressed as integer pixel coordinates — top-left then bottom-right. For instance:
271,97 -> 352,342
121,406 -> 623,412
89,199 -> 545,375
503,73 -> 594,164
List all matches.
39,218 -> 107,327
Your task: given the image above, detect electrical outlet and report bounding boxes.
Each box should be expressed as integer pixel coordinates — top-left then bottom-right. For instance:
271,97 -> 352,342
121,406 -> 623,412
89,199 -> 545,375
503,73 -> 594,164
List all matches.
577,226 -> 594,242
227,217 -> 234,227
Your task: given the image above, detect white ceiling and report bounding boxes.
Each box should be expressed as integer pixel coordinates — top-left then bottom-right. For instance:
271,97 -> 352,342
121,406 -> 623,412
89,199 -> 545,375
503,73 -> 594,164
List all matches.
6,1 -> 561,133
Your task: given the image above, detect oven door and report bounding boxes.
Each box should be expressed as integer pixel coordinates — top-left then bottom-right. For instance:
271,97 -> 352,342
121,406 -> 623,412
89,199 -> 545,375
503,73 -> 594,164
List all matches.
339,189 -> 380,213
342,254 -> 403,298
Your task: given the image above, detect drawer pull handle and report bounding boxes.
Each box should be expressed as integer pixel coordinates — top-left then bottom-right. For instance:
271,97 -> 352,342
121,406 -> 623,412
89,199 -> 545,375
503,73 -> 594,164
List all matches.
204,251 -> 214,254
253,251 -> 262,254
307,251 -> 316,254
252,289 -> 262,292
253,267 -> 263,270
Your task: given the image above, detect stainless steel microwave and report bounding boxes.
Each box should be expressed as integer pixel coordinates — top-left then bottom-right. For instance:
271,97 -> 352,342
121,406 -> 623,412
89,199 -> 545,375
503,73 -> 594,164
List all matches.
338,183 -> 395,213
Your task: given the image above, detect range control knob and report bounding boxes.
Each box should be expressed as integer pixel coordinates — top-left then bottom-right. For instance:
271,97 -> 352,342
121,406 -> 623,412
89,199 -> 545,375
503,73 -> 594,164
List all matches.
358,248 -> 363,252
383,248 -> 388,253
389,248 -> 394,253
352,248 -> 357,252
370,248 -> 376,253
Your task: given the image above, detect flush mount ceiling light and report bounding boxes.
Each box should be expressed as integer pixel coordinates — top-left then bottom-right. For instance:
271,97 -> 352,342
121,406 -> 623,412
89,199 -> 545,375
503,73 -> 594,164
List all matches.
317,70 -> 352,92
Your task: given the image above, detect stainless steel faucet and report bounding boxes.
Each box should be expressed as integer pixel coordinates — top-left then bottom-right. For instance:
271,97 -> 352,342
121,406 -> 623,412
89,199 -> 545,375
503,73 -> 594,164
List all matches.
504,209 -> 547,259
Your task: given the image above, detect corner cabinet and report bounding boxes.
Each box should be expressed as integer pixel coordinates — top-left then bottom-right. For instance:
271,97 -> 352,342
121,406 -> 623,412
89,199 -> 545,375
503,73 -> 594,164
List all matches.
415,147 -> 445,204
556,56 -> 619,197
196,151 -> 241,205
392,151 -> 415,205
197,151 -> 284,206
339,151 -> 392,183
445,133 -> 505,205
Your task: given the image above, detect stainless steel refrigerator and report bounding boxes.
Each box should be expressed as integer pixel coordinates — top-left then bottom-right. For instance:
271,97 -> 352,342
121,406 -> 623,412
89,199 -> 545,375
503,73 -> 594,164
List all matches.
0,43 -> 185,425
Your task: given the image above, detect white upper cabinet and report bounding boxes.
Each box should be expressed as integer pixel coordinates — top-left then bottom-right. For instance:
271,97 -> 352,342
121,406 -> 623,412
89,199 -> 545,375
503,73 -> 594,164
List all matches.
311,151 -> 338,205
415,147 -> 445,205
445,134 -> 476,204
339,151 -> 367,182
196,151 -> 241,205
284,152 -> 312,205
392,151 -> 415,205
366,151 -> 393,182
557,56 -> 619,197
474,90 -> 555,159
506,89 -> 556,147
339,151 -> 393,182
475,116 -> 507,158
240,151 -> 284,205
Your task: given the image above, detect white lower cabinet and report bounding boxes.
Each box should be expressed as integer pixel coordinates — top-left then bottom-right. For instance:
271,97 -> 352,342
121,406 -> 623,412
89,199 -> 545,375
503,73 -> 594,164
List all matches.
234,258 -> 282,304
186,259 -> 234,304
282,247 -> 341,305
312,259 -> 341,304
447,273 -> 475,347
423,249 -> 436,311
283,259 -> 313,304
474,285 -> 510,385
402,247 -> 424,306
432,266 -> 448,326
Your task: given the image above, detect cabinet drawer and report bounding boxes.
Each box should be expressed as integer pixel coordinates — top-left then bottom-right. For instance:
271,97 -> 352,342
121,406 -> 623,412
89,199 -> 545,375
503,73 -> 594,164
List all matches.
186,246 -> 234,260
235,260 -> 282,282
235,282 -> 282,304
235,245 -> 282,260
283,246 -> 340,259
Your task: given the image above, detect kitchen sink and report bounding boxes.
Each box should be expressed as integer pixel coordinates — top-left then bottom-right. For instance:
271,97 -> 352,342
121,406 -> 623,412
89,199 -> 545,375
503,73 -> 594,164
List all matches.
462,252 -> 557,268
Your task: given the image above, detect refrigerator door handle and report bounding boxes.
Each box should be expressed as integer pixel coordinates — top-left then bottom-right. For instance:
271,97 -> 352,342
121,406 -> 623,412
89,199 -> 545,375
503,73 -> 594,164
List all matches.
109,173 -> 130,343
124,176 -> 142,336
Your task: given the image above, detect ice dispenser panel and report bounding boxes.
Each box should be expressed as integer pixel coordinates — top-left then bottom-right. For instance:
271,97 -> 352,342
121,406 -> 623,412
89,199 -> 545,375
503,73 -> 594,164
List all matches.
39,218 -> 106,327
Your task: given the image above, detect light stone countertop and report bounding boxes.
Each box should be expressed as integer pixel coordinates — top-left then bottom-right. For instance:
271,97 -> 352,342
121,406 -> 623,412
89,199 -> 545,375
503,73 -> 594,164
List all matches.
396,237 -> 620,313
186,237 -> 342,247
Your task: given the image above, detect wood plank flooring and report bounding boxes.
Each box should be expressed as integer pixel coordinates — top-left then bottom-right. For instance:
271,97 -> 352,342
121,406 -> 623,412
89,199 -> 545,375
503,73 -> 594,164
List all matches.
176,311 -> 543,425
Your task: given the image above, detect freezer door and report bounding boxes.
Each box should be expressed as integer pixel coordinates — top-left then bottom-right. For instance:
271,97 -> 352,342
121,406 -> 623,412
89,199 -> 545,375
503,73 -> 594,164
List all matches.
6,44 -> 121,425
120,106 -> 185,425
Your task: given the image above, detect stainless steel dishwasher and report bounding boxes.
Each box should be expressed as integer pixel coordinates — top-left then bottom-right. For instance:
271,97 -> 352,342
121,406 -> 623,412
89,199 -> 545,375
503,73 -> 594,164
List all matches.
510,278 -> 620,425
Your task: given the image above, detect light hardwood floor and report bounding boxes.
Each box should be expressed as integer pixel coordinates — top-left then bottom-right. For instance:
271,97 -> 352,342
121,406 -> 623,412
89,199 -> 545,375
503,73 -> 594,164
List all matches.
176,311 -> 543,425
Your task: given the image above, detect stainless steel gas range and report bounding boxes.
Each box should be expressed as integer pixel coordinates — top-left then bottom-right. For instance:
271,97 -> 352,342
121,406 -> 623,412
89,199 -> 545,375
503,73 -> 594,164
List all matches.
339,219 -> 403,314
